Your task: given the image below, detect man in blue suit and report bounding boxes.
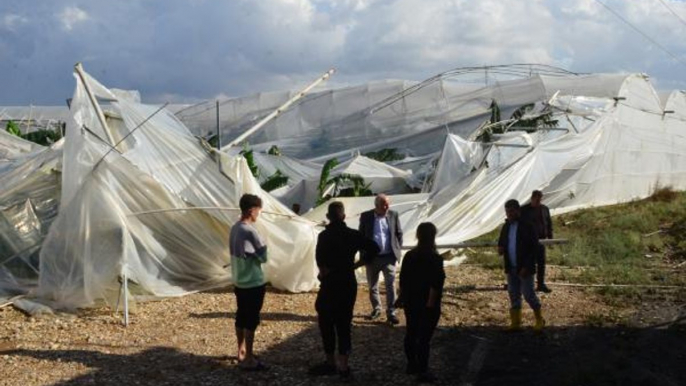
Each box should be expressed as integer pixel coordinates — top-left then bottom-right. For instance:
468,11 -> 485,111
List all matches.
498,199 -> 545,331
359,194 -> 403,325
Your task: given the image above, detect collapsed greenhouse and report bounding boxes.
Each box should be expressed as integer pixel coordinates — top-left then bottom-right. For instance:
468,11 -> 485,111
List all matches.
2,64 -> 686,314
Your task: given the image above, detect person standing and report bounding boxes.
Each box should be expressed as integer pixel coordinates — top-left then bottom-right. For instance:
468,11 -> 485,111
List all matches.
359,194 -> 403,325
498,199 -> 545,331
397,222 -> 445,384
229,194 -> 268,371
310,201 -> 380,381
521,190 -> 553,293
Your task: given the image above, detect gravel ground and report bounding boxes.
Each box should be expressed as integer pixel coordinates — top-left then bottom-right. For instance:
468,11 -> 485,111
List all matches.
1,265 -> 685,386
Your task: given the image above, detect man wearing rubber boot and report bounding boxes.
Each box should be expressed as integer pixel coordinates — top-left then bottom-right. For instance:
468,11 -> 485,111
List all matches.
498,199 -> 545,331
521,190 -> 553,293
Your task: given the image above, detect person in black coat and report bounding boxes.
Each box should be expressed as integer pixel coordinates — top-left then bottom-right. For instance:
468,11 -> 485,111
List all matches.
498,199 -> 545,331
397,222 -> 445,383
310,201 -> 380,381
521,190 -> 553,292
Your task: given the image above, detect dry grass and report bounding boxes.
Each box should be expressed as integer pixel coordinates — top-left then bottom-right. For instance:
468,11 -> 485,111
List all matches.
649,185 -> 679,203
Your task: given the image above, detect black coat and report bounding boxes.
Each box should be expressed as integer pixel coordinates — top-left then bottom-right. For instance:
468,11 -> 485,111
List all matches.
498,219 -> 539,274
521,203 -> 553,239
399,248 -> 445,310
316,221 -> 380,285
358,209 -> 403,262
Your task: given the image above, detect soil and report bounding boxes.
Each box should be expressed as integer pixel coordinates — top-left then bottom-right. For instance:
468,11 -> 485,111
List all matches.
1,265 -> 685,386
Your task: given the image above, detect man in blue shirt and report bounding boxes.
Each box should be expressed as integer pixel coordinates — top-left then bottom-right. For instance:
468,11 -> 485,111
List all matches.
497,199 -> 545,331
359,194 -> 403,325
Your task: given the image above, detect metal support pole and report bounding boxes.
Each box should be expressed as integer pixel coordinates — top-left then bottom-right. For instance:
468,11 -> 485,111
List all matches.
74,62 -> 116,146
216,100 -> 221,149
222,68 -> 335,150
122,270 -> 129,327
401,238 -> 569,250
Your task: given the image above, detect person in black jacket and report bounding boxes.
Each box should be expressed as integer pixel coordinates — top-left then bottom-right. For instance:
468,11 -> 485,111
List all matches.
397,222 -> 445,384
310,201 -> 380,381
498,199 -> 545,331
521,190 -> 553,293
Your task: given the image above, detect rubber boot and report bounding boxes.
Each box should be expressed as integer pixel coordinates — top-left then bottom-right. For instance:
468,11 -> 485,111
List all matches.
533,308 -> 546,331
509,308 -> 522,331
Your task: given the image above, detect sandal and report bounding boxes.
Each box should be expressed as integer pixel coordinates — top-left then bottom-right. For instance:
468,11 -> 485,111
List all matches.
240,361 -> 268,372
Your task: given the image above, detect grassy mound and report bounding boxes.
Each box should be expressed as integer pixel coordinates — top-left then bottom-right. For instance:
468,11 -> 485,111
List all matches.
465,187 -> 686,291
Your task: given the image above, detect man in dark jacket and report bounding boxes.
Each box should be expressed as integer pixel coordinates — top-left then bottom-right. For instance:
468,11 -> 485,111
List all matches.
359,194 -> 403,325
498,199 -> 545,331
310,201 -> 380,381
521,190 -> 553,293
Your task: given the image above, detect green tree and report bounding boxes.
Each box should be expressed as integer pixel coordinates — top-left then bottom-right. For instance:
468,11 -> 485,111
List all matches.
510,103 -> 558,131
364,148 -> 406,162
316,158 -> 339,204
6,120 -> 21,136
260,169 -> 289,192
239,144 -> 260,179
316,158 -> 373,205
333,173 -> 373,198
6,120 -> 62,145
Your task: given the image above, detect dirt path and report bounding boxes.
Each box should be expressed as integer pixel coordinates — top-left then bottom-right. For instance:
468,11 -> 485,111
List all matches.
1,265 -> 684,385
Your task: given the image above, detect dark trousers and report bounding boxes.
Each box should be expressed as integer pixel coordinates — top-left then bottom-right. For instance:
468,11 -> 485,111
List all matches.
234,284 -> 266,331
315,279 -> 357,355
404,307 -> 440,373
536,244 -> 547,286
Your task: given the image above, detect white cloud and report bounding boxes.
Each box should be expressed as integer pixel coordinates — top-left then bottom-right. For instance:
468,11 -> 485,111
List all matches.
2,14 -> 28,31
1,0 -> 685,104
58,6 -> 89,31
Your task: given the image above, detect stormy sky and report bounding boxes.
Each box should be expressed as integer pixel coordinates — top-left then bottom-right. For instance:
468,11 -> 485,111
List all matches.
1,0 -> 685,105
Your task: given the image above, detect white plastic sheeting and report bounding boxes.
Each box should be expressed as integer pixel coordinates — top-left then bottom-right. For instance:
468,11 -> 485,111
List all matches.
0,139 -> 62,295
36,69 -> 318,309
0,106 -> 70,137
273,155 -> 413,213
303,193 -> 430,237
0,130 -> 45,172
2,68 -> 686,310
251,152 -> 321,187
413,74 -> 686,246
179,76 -> 555,164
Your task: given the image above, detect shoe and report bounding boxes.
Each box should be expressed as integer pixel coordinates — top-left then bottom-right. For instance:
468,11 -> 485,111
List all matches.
339,368 -> 354,382
406,363 -> 418,375
508,308 -> 522,331
239,360 -> 268,372
534,308 -> 546,331
368,309 -> 382,320
536,284 -> 552,293
388,314 -> 400,326
416,372 -> 437,384
308,362 -> 337,376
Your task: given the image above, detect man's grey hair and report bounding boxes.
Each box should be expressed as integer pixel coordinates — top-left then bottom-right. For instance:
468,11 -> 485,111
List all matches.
375,193 -> 389,206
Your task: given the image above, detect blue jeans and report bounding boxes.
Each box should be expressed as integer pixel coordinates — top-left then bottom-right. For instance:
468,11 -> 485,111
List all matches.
507,269 -> 541,310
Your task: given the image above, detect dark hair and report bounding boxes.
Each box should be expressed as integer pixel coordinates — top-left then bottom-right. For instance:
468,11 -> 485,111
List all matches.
326,201 -> 345,222
504,199 -> 520,210
531,190 -> 543,198
416,222 -> 437,252
239,194 -> 262,214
